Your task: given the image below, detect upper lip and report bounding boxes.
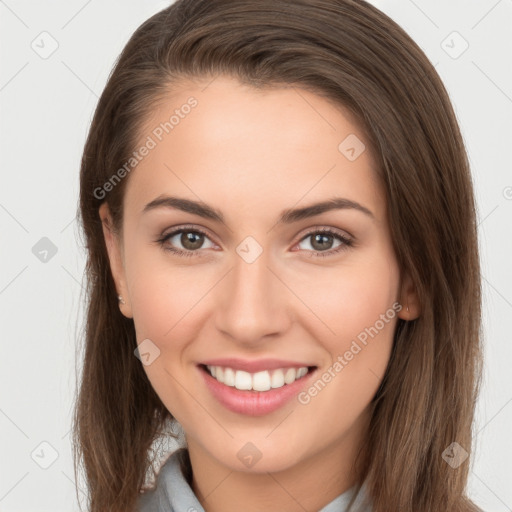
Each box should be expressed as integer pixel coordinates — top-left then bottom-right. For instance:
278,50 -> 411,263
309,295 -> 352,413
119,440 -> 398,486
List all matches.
200,358 -> 316,373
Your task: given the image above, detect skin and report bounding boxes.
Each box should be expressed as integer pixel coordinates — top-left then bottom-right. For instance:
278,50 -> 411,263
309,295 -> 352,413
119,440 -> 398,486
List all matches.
100,75 -> 419,512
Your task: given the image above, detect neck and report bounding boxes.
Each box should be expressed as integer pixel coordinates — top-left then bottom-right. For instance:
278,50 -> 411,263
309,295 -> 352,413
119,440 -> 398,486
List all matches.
187,408 -> 370,512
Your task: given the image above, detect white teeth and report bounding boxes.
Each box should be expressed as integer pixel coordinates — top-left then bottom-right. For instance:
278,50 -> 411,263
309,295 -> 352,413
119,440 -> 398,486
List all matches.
235,370 -> 252,390
223,367 -> 235,387
253,371 -> 271,391
284,368 -> 296,384
297,367 -> 308,378
271,369 -> 285,389
205,365 -> 310,391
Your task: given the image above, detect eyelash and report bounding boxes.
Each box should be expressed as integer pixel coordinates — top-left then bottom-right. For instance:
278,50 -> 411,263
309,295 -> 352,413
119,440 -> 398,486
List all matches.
155,225 -> 354,259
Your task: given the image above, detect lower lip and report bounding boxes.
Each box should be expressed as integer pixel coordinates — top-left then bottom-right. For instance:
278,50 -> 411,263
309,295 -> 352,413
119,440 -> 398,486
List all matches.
198,365 -> 317,416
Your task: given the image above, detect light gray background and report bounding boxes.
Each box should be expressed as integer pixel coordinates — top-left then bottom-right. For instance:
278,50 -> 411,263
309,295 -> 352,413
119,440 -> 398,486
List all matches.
1,1 -> 511,511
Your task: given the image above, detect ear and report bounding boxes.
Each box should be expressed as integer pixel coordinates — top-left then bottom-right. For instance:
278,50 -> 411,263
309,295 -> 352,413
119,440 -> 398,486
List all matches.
398,271 -> 420,321
99,202 -> 133,319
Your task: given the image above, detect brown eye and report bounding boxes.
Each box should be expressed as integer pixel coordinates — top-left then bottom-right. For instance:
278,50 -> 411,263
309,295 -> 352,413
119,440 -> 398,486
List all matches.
179,231 -> 205,250
309,233 -> 335,251
156,226 -> 215,257
296,228 -> 353,258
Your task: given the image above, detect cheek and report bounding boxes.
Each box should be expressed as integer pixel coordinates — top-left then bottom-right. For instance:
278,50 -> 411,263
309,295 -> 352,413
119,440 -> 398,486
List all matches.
297,259 -> 399,421
281,255 -> 400,453
126,237 -> 399,343
124,237 -> 203,338
124,247 -> 208,415
301,252 -> 398,330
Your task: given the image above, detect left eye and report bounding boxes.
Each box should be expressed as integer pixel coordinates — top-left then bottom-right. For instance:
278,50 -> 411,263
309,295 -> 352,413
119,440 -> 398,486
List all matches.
295,229 -> 352,255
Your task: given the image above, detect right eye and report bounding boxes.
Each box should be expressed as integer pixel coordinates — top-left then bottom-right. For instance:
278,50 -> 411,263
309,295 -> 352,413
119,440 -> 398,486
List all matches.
156,226 -> 216,257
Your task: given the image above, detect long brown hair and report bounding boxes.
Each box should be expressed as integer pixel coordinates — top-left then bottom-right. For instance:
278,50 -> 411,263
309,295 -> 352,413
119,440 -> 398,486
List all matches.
73,1 -> 484,510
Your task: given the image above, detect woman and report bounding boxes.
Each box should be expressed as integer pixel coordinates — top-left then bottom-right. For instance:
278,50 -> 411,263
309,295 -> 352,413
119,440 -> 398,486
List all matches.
73,1 -> 484,511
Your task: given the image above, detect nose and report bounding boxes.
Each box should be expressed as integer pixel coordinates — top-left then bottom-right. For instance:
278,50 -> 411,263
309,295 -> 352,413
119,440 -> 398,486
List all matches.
213,248 -> 291,346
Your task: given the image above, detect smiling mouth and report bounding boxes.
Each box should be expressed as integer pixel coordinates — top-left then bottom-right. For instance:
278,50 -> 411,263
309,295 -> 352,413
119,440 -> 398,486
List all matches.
199,364 -> 317,392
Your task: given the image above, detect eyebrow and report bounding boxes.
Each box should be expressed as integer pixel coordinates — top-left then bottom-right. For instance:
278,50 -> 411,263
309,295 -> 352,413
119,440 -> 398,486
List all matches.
142,195 -> 375,224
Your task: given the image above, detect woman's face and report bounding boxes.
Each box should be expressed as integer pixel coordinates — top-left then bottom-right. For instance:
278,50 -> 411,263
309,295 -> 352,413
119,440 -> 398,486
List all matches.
101,75 -> 412,476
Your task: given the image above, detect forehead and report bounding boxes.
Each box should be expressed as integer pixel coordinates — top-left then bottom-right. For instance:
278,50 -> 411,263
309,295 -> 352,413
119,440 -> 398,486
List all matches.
124,75 -> 384,225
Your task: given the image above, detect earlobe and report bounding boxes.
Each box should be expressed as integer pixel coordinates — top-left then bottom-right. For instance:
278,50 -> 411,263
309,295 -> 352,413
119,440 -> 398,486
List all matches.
398,272 -> 420,321
98,202 -> 133,319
